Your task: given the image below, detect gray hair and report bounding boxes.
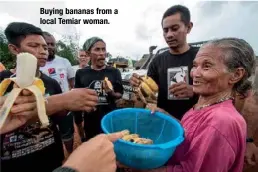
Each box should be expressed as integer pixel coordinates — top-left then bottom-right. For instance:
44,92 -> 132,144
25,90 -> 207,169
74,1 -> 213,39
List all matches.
202,38 -> 256,96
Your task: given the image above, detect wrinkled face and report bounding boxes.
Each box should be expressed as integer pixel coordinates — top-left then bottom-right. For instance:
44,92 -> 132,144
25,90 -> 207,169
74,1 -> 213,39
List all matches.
44,35 -> 56,61
191,46 -> 233,96
162,13 -> 190,49
11,34 -> 48,67
89,41 -> 106,68
78,50 -> 90,66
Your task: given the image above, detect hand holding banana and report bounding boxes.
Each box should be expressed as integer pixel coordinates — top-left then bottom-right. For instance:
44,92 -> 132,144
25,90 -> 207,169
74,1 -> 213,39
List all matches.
130,73 -> 158,105
0,53 -> 49,131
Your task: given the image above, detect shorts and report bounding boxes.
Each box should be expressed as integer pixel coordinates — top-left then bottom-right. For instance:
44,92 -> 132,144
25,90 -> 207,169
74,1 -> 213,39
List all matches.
58,112 -> 74,142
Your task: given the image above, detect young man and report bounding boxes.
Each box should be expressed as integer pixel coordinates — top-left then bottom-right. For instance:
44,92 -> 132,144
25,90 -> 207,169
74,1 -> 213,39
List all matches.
73,37 -> 123,141
131,5 -> 198,120
40,32 -> 75,154
0,22 -> 65,172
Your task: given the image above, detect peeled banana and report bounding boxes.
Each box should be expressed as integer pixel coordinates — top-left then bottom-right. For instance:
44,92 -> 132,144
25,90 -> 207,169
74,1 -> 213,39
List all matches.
0,52 -> 49,130
104,77 -> 113,90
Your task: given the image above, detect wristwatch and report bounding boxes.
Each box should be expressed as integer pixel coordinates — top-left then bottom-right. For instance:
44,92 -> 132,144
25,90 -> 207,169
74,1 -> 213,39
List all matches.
246,138 -> 254,143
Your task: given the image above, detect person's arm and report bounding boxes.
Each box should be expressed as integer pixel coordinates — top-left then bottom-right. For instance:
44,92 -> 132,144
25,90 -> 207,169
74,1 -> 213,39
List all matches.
65,59 -> 75,89
237,90 -> 258,165
72,70 -> 84,139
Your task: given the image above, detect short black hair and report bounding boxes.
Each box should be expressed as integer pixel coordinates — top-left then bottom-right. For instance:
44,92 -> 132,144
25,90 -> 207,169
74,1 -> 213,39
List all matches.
162,5 -> 191,26
4,22 -> 43,47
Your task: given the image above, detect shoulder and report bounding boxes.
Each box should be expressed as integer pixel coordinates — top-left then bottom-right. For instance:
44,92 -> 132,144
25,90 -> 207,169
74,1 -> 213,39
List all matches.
207,101 -> 246,132
55,55 -> 70,64
189,46 -> 200,55
106,66 -> 120,73
152,50 -> 170,63
147,51 -> 168,69
41,73 -> 62,93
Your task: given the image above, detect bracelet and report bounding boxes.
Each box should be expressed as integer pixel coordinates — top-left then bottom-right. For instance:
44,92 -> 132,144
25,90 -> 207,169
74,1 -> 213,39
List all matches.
246,138 -> 254,143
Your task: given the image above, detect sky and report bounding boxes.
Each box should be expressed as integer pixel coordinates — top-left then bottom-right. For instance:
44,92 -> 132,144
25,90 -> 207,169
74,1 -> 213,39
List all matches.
0,0 -> 257,60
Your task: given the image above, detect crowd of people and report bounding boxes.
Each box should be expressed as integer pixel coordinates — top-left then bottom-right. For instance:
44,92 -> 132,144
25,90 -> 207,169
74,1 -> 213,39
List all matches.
0,4 -> 258,172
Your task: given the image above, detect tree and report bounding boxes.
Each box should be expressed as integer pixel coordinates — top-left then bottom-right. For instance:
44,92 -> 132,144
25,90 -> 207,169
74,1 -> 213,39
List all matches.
0,29 -> 15,69
56,34 -> 80,66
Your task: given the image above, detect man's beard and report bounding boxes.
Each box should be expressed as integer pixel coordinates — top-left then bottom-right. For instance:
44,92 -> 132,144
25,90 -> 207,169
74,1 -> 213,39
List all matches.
48,54 -> 55,61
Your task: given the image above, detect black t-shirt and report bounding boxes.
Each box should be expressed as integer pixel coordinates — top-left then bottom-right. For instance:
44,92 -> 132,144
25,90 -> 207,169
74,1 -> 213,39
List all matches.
147,46 -> 199,120
73,66 -> 123,138
0,70 -> 64,172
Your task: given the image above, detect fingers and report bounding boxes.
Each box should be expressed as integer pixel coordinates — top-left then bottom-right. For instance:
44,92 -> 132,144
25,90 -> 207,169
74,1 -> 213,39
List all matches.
107,131 -> 125,142
246,157 -> 256,166
11,102 -> 36,114
21,89 -> 33,96
130,74 -> 141,87
85,94 -> 99,103
83,106 -> 97,113
14,95 -> 36,104
85,88 -> 98,96
173,90 -> 187,98
170,82 -> 187,94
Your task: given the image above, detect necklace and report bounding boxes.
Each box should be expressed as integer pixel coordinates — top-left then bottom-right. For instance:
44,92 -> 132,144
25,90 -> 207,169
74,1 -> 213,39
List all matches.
194,96 -> 234,110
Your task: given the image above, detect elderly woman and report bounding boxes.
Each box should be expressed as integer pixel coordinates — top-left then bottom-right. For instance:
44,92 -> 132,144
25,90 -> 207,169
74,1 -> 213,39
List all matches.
124,38 -> 256,172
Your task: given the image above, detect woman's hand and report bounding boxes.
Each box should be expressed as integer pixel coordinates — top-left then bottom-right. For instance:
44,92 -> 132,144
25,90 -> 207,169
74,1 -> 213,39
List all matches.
146,104 -> 170,115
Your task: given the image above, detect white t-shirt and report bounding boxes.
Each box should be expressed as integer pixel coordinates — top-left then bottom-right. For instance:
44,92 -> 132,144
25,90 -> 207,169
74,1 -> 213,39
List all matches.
40,55 -> 75,93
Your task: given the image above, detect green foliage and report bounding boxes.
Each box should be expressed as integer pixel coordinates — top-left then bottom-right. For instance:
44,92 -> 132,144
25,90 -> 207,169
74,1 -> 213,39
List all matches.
0,29 -> 15,69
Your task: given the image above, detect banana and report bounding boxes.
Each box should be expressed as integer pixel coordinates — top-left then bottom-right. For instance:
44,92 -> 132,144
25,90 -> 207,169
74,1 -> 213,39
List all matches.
0,52 -> 49,130
133,138 -> 153,144
134,75 -> 158,106
104,77 -> 113,90
120,130 -> 153,145
140,82 -> 155,98
141,76 -> 158,92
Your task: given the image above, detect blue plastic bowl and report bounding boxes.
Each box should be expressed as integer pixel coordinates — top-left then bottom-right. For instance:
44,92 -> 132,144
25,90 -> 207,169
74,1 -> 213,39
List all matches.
101,108 -> 184,170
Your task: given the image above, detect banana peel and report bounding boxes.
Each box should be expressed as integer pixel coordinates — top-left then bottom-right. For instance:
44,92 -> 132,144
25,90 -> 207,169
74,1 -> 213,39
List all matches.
104,77 -> 113,90
0,52 -> 49,130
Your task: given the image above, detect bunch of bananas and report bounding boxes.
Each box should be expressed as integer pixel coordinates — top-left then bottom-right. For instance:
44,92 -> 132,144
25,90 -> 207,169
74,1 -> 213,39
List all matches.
136,75 -> 159,105
0,53 -> 49,130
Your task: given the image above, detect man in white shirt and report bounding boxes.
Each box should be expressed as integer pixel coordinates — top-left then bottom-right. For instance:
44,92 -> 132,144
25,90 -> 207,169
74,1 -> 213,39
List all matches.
40,31 -> 75,154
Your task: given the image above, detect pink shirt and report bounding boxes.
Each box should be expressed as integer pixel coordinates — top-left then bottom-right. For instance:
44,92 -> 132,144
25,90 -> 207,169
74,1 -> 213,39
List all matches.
167,100 -> 246,172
